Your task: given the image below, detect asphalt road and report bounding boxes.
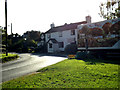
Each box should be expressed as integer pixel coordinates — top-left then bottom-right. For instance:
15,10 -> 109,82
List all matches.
1,53 -> 67,83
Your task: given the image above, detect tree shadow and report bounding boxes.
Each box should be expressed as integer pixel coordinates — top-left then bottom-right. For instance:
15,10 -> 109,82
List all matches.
77,58 -> 120,65
31,53 -> 68,58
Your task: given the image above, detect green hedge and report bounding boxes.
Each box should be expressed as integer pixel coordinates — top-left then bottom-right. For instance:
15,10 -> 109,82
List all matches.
65,43 -> 77,54
75,52 -> 88,59
0,53 -> 19,63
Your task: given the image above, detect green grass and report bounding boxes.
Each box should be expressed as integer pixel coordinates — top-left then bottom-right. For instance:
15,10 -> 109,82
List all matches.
2,59 -> 119,88
0,53 -> 19,63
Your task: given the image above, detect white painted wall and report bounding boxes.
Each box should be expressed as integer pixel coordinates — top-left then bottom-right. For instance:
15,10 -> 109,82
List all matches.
53,44 -> 59,52
47,40 -> 59,53
45,29 -> 77,52
47,41 -> 53,53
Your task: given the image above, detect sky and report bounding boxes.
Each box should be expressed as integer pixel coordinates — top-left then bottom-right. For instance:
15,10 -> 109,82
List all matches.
0,0 -> 107,35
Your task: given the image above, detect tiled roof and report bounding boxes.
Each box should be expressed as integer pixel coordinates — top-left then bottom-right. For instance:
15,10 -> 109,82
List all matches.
46,21 -> 87,33
47,38 -> 58,43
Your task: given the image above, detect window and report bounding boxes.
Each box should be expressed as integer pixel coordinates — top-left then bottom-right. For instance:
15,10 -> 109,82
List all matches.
47,33 -> 51,38
59,32 -> 62,37
59,42 -> 64,48
49,43 -> 52,48
71,30 -> 75,35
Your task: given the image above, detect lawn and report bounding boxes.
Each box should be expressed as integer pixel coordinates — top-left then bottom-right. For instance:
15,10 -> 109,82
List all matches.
2,58 -> 119,88
0,53 -> 19,63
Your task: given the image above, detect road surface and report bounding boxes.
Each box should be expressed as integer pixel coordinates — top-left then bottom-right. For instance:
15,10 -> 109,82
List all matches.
1,53 -> 67,83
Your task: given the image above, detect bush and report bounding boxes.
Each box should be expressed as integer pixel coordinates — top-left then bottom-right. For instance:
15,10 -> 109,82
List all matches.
1,53 -> 19,63
64,43 -> 77,54
75,51 -> 88,59
75,51 -> 107,60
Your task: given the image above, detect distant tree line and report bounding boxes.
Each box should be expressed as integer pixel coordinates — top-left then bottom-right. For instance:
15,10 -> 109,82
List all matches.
1,28 -> 43,53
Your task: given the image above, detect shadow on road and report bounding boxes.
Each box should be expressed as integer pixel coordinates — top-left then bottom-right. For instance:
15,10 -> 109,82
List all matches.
31,53 -> 120,65
31,53 -> 68,58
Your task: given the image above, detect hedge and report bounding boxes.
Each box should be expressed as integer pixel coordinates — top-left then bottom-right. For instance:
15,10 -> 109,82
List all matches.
0,53 -> 19,63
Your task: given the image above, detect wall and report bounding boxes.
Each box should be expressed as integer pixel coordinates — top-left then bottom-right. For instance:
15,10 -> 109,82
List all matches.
45,29 -> 77,52
47,41 -> 53,53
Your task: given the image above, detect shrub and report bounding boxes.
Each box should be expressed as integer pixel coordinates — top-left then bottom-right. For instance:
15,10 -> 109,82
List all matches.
75,51 -> 88,59
64,43 -> 77,54
1,53 -> 19,63
75,51 -> 98,60
87,51 -> 107,59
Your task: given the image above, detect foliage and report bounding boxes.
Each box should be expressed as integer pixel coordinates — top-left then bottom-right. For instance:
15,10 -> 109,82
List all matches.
97,37 -> 118,47
1,30 -> 6,45
75,52 -> 88,59
23,30 -> 41,41
102,22 -> 112,35
2,59 -> 119,88
1,27 -> 40,53
110,21 -> 120,35
89,28 -> 104,37
26,40 -> 37,47
81,25 -> 89,35
7,33 -> 37,53
64,43 -> 77,54
0,53 -> 19,63
99,0 -> 120,19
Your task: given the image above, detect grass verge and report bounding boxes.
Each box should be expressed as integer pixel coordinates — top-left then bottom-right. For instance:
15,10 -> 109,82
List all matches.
0,53 -> 19,63
2,59 -> 119,88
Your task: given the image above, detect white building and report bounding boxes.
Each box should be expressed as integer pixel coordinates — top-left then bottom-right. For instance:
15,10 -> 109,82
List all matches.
45,16 -> 90,53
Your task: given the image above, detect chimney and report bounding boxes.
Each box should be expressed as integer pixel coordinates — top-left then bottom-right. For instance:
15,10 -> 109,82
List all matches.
86,16 -> 91,23
50,23 -> 55,28
64,23 -> 67,25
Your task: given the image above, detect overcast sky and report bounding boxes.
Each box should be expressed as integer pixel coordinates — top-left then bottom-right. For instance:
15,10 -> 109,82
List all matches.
0,0 -> 106,35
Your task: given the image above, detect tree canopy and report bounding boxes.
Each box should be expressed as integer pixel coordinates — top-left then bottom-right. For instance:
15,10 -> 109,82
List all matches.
99,0 -> 120,19
23,30 -> 41,41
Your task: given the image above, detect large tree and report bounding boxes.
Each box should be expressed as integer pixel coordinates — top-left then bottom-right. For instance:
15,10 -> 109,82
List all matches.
23,30 -> 41,41
89,27 -> 104,37
81,25 -> 89,52
110,21 -> 120,36
102,22 -> 112,35
99,0 -> 120,19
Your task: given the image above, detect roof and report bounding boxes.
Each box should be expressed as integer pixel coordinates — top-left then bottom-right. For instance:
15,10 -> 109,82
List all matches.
47,38 -> 58,43
46,21 -> 87,33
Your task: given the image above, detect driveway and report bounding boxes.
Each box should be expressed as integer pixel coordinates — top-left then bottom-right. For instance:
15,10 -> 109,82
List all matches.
1,53 -> 67,83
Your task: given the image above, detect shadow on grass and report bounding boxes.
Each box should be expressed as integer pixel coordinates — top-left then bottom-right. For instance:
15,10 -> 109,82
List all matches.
77,58 -> 120,65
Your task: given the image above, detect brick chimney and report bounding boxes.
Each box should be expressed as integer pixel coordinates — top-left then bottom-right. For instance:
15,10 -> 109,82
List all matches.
86,16 -> 91,23
50,23 -> 55,28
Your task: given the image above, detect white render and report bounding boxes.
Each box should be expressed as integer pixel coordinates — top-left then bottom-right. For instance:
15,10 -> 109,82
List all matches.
45,16 -> 91,53
45,29 -> 77,52
47,40 -> 59,53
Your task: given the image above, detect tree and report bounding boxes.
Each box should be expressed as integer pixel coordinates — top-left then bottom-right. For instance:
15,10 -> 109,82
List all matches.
81,25 -> 89,35
81,25 -> 89,53
23,30 -> 41,41
110,21 -> 120,37
99,0 -> 120,19
102,22 -> 112,36
89,28 -> 104,37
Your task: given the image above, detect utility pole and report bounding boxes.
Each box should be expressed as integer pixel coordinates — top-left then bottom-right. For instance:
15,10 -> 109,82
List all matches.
5,0 -> 8,56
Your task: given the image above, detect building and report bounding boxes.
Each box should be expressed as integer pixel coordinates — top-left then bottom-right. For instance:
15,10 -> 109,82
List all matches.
45,16 -> 91,53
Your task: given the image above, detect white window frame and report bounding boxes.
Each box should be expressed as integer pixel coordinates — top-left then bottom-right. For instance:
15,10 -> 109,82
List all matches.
71,30 -> 75,35
47,33 -> 51,38
59,32 -> 62,37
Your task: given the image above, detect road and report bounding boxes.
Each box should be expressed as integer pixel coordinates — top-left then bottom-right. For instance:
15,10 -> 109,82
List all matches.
1,53 -> 67,83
